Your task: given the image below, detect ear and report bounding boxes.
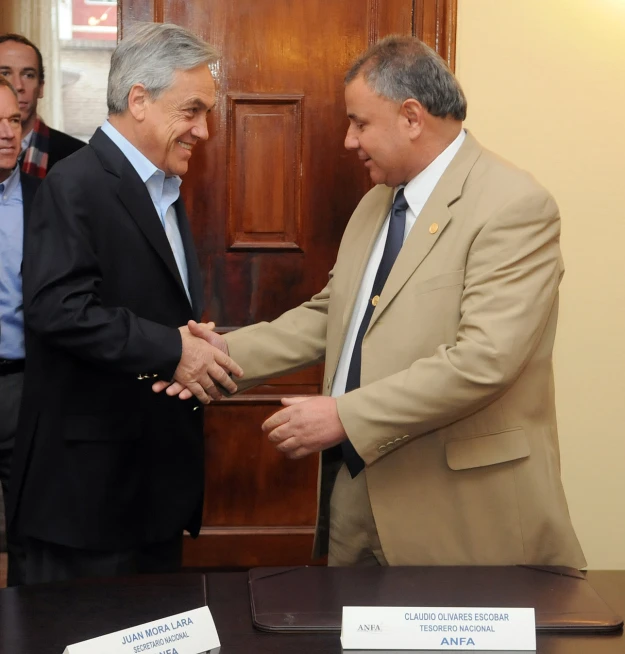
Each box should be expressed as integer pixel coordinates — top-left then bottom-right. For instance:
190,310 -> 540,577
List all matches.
400,98 -> 425,140
38,80 -> 44,100
127,83 -> 149,122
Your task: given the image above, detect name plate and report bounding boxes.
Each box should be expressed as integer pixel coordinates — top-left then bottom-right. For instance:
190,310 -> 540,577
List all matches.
63,606 -> 220,654
341,606 -> 536,651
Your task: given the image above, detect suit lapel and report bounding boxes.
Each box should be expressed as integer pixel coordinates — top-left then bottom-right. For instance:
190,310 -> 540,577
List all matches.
117,163 -> 191,302
90,128 -> 194,309
368,132 -> 483,331
341,185 -> 394,330
176,197 -> 203,319
20,171 -> 40,227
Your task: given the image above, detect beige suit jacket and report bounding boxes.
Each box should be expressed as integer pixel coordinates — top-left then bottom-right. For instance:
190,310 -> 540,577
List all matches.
225,132 -> 586,567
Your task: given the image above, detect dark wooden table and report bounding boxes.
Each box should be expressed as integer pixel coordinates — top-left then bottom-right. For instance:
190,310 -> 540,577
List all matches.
0,570 -> 623,653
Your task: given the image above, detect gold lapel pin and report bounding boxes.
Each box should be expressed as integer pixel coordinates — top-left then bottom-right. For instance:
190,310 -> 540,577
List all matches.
429,223 -> 439,234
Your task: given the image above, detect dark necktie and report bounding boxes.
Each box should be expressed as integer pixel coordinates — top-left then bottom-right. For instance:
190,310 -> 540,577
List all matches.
341,188 -> 409,477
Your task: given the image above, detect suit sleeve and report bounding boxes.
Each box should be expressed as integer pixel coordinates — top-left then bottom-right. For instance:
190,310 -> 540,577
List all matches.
336,186 -> 564,464
224,276 -> 331,389
22,170 -> 182,378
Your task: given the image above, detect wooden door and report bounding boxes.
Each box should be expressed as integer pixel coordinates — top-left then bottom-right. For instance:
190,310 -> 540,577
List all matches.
120,0 -> 457,568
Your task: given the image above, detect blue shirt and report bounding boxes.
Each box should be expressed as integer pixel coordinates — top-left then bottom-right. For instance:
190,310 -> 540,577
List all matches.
100,120 -> 191,303
0,166 -> 25,359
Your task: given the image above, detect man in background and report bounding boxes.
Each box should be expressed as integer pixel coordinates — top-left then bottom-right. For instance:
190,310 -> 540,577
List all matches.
0,33 -> 84,177
8,23 -> 240,585
0,76 -> 40,586
161,36 -> 586,569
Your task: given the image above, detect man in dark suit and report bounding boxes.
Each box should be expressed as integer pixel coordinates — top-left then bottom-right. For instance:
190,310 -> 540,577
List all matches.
0,33 -> 84,177
0,77 -> 41,586
8,22 -> 242,585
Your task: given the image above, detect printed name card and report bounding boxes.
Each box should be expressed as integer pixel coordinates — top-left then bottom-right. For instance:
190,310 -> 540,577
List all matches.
341,606 -> 536,651
63,606 -> 220,654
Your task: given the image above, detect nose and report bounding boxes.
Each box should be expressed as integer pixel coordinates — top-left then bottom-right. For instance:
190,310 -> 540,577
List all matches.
344,125 -> 358,151
191,116 -> 209,142
0,118 -> 15,139
9,72 -> 24,92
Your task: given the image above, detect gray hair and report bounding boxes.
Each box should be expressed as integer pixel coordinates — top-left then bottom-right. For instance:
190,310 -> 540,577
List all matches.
345,35 -> 467,121
107,22 -> 219,115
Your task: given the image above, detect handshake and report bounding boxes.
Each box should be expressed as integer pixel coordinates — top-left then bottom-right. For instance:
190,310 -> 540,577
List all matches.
152,320 -> 348,460
152,320 -> 241,404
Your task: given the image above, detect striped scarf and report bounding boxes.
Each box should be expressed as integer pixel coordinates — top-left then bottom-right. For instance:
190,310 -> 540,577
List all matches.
21,118 -> 50,179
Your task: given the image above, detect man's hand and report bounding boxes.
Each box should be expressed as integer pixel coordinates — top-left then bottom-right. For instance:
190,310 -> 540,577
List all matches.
164,322 -> 243,404
262,396 -> 347,459
187,319 -> 229,354
153,321 -> 238,401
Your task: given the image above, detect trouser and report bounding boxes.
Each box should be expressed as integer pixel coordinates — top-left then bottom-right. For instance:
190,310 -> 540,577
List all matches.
21,533 -> 184,585
328,463 -> 388,566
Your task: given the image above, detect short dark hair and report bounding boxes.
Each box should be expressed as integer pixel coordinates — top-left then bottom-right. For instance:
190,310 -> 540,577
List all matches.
345,35 -> 466,121
0,33 -> 45,83
0,76 -> 18,100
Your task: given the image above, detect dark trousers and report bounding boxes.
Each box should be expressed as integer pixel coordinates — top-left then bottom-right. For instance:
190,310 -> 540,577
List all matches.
0,370 -> 25,586
22,534 -> 183,585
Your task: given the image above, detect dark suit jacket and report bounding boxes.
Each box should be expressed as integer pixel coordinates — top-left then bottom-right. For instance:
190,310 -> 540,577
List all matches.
20,170 -> 41,222
47,127 -> 85,173
9,128 -> 205,551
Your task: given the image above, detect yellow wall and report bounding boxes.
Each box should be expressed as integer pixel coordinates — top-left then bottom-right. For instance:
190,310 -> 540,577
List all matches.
457,0 -> 625,569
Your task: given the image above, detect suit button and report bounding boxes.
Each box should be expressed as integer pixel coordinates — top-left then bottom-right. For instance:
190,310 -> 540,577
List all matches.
137,374 -> 145,380
378,445 -> 386,453
193,405 -> 200,411
429,223 -> 439,234
371,295 -> 380,307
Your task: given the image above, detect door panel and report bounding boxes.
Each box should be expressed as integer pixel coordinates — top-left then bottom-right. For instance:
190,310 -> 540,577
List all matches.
120,0 -> 457,567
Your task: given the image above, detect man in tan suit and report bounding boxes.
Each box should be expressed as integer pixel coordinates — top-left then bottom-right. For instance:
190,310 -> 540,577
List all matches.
158,36 -> 586,568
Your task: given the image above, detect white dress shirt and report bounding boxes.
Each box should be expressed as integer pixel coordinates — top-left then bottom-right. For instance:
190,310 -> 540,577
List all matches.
332,129 -> 466,397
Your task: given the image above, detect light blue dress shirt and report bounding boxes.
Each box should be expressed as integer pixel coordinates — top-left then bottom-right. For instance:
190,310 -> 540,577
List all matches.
20,129 -> 33,156
0,165 -> 25,359
100,120 -> 191,303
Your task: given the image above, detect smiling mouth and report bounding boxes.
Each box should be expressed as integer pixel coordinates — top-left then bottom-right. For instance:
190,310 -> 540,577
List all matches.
178,141 -> 193,151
